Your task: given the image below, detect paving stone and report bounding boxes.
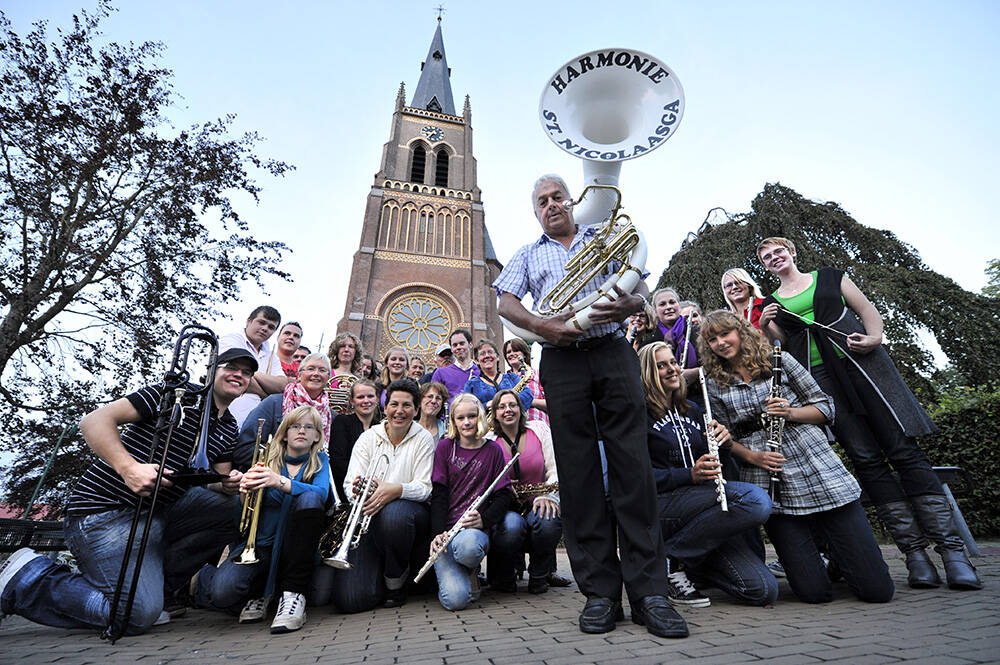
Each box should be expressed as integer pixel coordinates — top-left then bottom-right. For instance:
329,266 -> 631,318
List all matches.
2,545 -> 997,665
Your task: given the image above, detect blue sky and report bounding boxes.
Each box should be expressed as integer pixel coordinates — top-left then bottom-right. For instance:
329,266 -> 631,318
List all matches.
5,0 -> 998,354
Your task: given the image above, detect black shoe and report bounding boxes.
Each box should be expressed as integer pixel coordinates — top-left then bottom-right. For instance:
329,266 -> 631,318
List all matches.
546,572 -> 572,587
905,550 -> 941,588
631,595 -> 689,639
383,587 -> 407,608
940,550 -> 983,590
578,597 -> 624,634
666,570 -> 710,607
528,576 -> 548,594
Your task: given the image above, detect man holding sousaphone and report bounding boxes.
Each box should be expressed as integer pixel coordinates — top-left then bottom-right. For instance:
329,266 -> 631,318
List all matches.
495,176 -> 686,638
493,47 -> 689,638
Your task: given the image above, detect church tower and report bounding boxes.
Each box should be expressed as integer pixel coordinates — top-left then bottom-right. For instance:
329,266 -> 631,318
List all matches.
337,19 -> 503,363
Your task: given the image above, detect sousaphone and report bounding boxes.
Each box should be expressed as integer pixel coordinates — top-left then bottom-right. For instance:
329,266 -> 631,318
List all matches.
500,48 -> 685,343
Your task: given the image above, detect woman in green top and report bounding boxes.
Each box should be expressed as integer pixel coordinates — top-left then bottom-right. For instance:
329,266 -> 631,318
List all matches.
755,236 -> 981,592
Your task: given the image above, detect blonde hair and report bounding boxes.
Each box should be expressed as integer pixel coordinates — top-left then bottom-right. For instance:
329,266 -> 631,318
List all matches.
756,236 -> 796,258
697,310 -> 773,387
380,345 -> 411,386
720,268 -> 766,313
638,342 -> 689,418
267,405 -> 324,481
446,393 -> 490,441
651,287 -> 681,326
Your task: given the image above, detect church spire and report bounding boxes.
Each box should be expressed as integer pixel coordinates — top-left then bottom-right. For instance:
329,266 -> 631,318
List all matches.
410,18 -> 456,116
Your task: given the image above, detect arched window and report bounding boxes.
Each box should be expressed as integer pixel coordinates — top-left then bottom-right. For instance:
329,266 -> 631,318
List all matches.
410,145 -> 426,183
435,149 -> 449,187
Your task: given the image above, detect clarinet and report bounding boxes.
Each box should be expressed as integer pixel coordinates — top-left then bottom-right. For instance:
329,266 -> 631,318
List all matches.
698,368 -> 728,512
414,452 -> 521,583
763,341 -> 786,507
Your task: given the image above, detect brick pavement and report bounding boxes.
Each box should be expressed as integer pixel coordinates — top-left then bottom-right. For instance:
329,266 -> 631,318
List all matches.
2,544 -> 998,665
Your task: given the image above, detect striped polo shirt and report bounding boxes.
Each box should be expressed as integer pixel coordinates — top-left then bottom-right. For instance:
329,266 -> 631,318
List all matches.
66,383 -> 238,515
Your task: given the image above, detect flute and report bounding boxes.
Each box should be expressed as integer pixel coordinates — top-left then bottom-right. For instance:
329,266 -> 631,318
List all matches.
679,309 -> 694,368
698,368 -> 728,512
414,452 -> 521,583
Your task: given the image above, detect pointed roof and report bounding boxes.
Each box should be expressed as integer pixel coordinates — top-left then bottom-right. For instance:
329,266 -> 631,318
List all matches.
410,19 -> 457,116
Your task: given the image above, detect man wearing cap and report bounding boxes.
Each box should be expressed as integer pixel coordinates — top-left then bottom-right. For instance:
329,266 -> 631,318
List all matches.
0,348 -> 256,636
421,342 -> 454,385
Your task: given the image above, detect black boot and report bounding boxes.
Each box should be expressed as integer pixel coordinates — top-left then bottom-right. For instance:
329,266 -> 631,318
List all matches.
910,495 -> 983,591
875,501 -> 940,588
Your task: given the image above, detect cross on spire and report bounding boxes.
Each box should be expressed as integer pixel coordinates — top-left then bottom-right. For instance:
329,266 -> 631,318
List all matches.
435,4 -> 445,21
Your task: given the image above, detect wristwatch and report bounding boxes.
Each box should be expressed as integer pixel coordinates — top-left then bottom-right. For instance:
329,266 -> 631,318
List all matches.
279,477 -> 287,488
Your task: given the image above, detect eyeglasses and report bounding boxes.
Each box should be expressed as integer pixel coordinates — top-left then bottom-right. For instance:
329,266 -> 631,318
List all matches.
723,281 -> 744,291
289,423 -> 318,432
221,363 -> 254,378
300,365 -> 330,375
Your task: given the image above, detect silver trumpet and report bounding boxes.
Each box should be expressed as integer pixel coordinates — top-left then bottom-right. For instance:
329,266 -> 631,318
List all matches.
322,452 -> 390,569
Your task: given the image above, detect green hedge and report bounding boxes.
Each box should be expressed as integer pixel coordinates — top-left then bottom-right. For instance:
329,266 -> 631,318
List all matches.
919,386 -> 1000,537
829,385 -> 1000,541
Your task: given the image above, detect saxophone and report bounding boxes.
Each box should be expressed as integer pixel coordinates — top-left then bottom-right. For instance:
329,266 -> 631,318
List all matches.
762,341 -> 786,507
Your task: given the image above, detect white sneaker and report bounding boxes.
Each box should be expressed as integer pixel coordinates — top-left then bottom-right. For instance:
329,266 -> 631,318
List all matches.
270,591 -> 306,634
153,610 -> 171,626
1,548 -> 40,603
238,596 -> 268,624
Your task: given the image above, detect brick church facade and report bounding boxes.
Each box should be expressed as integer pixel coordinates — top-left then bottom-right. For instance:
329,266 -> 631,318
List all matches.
336,19 -> 503,362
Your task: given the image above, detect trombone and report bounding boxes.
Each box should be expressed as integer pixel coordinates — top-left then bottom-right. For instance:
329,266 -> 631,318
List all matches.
102,324 -> 218,643
236,419 -> 269,565
322,452 -> 390,569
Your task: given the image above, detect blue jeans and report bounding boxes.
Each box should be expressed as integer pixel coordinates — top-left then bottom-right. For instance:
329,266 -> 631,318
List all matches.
308,499 -> 429,613
1,487 -> 238,635
658,481 -> 777,606
491,510 -> 563,581
433,528 -> 489,611
766,499 -> 894,604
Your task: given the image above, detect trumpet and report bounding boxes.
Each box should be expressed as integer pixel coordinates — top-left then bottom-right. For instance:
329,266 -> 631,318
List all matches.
321,452 -> 390,569
698,368 -> 729,512
236,419 -> 269,565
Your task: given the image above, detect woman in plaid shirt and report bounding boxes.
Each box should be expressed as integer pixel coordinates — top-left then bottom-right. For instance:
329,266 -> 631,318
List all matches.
698,311 -> 894,604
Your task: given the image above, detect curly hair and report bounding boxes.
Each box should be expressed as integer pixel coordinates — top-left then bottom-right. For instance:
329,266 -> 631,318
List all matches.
638,342 -> 689,419
697,310 -> 773,387
327,332 -> 363,374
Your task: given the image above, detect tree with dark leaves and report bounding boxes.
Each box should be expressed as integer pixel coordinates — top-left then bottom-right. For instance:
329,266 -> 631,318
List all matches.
0,2 -> 291,514
656,183 -> 1000,402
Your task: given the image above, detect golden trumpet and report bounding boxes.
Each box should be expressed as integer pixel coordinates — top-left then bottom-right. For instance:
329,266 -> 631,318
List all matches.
236,419 -> 269,565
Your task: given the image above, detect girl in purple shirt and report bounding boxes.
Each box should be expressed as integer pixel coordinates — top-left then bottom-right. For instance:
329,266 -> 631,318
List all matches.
428,394 -> 513,611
